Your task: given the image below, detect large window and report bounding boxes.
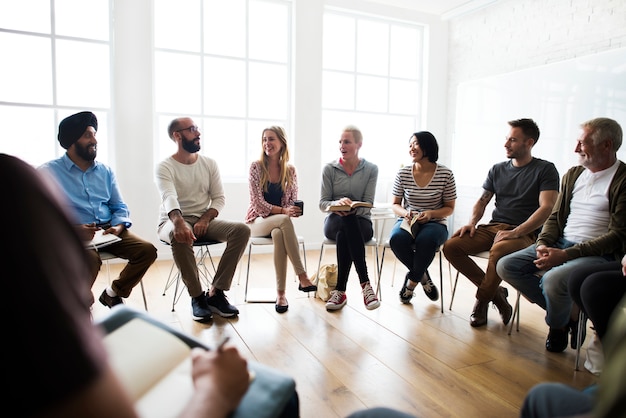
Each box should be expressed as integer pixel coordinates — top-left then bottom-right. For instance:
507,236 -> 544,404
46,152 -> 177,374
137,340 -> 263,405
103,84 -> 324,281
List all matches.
321,8 -> 425,200
0,0 -> 112,167
153,0 -> 292,181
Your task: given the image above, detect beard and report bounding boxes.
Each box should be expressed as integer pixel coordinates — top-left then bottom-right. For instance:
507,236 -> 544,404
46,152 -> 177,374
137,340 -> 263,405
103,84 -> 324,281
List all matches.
182,136 -> 201,153
75,142 -> 97,161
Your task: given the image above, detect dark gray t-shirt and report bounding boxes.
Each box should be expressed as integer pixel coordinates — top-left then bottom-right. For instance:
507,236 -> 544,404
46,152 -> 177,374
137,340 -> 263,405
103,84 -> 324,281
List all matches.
483,157 -> 559,227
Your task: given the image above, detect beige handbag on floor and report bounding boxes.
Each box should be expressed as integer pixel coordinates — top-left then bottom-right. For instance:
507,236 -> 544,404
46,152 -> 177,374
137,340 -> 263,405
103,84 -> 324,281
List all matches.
312,264 -> 337,301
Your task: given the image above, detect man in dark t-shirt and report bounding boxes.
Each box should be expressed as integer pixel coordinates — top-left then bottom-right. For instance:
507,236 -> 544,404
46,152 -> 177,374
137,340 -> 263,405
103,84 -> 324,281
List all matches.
442,118 -> 559,327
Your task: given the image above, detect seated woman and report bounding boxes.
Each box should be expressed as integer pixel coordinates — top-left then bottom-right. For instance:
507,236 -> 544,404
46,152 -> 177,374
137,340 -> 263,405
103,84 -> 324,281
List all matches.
568,254 -> 626,343
319,125 -> 379,311
245,126 -> 316,314
388,131 -> 456,305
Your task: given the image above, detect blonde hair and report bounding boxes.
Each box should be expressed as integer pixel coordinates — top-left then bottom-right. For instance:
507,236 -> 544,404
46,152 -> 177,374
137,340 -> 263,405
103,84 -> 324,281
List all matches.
343,125 -> 363,144
258,126 -> 294,192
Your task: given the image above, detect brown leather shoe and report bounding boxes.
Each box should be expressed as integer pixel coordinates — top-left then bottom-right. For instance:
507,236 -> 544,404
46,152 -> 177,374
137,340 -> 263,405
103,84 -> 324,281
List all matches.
470,299 -> 489,327
492,286 -> 513,325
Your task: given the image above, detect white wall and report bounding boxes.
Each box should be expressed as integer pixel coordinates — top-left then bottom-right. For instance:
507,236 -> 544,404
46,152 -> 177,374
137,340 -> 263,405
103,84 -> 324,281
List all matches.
445,0 -> 626,231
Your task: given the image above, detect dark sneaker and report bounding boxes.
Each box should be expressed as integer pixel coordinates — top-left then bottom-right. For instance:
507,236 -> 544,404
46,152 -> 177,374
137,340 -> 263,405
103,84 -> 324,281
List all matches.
207,289 -> 239,318
570,317 -> 587,349
546,327 -> 568,352
399,274 -> 415,304
420,271 -> 439,301
99,289 -> 124,308
191,293 -> 213,322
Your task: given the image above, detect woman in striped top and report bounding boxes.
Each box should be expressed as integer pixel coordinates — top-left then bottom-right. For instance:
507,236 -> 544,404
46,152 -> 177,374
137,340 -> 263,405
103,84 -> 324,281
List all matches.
389,131 -> 457,305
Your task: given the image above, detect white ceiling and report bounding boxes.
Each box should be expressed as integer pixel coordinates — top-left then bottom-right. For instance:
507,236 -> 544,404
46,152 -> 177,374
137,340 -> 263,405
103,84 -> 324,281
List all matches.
364,0 -> 502,19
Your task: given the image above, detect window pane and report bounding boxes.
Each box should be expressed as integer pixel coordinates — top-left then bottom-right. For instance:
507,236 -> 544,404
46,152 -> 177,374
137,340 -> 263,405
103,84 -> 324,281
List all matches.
56,40 -> 110,107
356,75 -> 387,113
0,106 -> 57,167
249,62 -> 288,119
356,20 -> 388,76
55,0 -> 109,40
390,25 -> 421,78
322,14 -> 355,71
0,0 -> 50,33
249,0 -> 289,62
322,71 -> 354,109
389,79 -> 419,115
155,51 -> 202,114
204,57 -> 246,117
204,0 -> 246,57
205,118 -> 247,180
0,33 -> 53,104
154,0 -> 201,52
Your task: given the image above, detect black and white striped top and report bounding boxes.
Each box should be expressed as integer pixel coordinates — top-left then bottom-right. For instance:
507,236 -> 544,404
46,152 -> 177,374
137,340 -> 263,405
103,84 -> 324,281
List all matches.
391,164 -> 457,225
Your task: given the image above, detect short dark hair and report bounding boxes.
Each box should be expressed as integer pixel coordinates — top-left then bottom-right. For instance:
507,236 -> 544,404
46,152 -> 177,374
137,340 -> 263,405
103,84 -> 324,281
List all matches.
508,118 -> 540,144
412,131 -> 439,162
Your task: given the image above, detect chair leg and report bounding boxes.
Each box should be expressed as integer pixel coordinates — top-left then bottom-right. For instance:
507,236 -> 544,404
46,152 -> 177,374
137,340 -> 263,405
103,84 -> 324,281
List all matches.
140,280 -> 148,311
377,246 -> 387,300
508,291 -> 521,335
439,251 -> 444,314
244,243 -> 253,302
449,271 -> 460,311
575,310 -> 587,370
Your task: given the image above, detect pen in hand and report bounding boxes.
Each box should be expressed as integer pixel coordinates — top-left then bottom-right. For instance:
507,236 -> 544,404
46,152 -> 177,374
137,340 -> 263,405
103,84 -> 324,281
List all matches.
216,336 -> 230,352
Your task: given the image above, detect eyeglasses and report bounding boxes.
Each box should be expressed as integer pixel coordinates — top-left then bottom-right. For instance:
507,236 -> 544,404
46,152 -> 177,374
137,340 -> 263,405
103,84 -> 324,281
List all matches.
176,125 -> 199,134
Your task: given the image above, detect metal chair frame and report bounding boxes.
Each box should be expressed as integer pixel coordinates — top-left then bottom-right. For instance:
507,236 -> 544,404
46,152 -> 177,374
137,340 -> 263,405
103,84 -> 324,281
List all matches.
99,251 -> 148,311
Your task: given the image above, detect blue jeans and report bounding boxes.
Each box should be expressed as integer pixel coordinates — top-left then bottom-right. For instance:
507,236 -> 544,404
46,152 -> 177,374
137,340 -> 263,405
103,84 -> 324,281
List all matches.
388,219 -> 448,283
496,239 -> 611,329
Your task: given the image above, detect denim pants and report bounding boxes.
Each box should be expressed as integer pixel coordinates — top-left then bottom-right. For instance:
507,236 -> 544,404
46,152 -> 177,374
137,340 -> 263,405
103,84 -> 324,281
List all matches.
496,238 -> 611,329
388,219 -> 448,283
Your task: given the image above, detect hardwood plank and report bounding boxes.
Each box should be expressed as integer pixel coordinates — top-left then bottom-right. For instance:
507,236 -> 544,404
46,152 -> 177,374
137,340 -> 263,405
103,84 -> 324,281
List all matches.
91,253 -> 599,418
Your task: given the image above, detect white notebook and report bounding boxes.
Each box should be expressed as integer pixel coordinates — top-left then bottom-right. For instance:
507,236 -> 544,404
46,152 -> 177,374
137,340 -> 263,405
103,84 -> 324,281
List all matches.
86,229 -> 122,249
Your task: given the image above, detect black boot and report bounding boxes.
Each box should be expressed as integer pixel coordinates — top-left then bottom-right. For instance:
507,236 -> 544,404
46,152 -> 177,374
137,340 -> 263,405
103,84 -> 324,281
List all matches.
470,299 -> 489,327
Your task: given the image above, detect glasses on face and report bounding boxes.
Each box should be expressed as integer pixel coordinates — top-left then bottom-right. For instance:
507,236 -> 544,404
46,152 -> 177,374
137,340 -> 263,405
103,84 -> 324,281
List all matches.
176,125 -> 199,134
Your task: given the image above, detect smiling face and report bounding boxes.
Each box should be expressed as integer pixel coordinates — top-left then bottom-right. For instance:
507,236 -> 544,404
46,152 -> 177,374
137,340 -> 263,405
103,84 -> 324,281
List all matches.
575,126 -> 613,172
262,129 -> 283,159
408,135 -> 424,162
73,126 -> 98,162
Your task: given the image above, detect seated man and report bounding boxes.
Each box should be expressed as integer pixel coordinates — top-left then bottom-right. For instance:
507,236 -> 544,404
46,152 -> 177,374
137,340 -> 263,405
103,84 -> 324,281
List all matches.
156,117 -> 250,322
497,117 -> 626,352
443,118 -> 559,327
39,111 -> 157,307
3,153 -> 252,418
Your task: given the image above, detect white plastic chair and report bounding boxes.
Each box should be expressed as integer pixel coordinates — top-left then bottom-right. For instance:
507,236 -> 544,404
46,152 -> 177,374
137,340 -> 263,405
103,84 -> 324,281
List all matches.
378,239 -> 444,313
243,236 -> 307,302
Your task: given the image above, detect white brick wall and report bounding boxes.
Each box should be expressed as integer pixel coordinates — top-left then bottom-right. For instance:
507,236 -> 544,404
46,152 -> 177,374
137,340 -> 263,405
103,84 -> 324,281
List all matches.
444,0 -> 626,231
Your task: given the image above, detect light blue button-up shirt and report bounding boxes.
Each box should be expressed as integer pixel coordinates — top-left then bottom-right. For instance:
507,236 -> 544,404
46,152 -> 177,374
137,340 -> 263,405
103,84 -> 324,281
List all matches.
39,153 -> 132,228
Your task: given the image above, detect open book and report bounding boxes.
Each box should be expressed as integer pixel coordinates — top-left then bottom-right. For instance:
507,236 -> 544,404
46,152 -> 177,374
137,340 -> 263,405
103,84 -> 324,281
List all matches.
86,229 -> 122,249
100,308 -> 297,418
401,215 -> 419,238
326,201 -> 373,212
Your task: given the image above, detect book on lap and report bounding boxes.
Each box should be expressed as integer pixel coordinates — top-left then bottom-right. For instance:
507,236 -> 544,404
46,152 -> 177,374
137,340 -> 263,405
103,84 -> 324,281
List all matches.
325,201 -> 373,212
99,306 -> 297,418
86,229 -> 121,249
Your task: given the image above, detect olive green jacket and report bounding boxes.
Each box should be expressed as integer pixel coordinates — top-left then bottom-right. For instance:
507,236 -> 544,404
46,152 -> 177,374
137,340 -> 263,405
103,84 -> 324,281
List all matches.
537,161 -> 626,261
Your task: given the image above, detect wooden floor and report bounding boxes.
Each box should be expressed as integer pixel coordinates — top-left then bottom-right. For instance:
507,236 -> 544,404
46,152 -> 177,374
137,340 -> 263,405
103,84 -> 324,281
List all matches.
91,249 -> 597,418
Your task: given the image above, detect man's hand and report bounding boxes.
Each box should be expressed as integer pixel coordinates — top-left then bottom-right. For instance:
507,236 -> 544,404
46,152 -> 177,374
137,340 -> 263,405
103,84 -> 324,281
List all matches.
182,346 -> 250,417
533,245 -> 568,270
453,224 -> 476,238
